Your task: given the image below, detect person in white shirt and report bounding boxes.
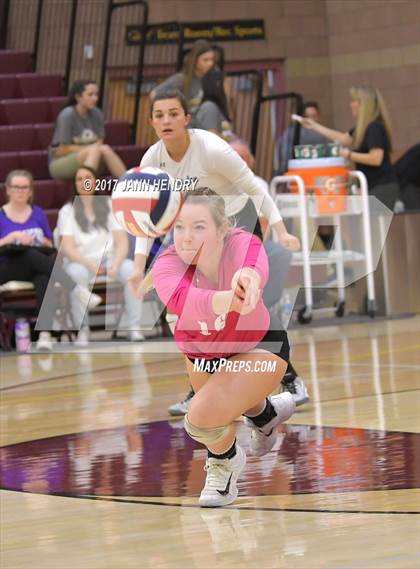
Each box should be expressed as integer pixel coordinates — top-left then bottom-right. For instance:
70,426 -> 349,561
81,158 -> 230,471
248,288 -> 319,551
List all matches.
58,166 -> 144,345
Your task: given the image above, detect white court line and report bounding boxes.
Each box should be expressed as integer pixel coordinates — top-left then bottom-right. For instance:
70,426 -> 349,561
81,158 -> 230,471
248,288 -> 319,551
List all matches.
308,371 -> 419,383
303,362 -> 420,370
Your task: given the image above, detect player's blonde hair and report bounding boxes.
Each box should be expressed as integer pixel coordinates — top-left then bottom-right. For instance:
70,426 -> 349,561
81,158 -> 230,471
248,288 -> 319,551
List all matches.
139,187 -> 231,296
350,86 -> 393,152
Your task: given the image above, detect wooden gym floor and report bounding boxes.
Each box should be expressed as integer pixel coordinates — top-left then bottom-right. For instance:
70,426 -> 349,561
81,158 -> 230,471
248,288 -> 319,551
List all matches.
1,315 -> 419,568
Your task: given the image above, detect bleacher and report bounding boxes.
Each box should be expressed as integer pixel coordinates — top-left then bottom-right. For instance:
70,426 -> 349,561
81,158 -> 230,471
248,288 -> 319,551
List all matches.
0,50 -> 146,226
0,50 -> 156,349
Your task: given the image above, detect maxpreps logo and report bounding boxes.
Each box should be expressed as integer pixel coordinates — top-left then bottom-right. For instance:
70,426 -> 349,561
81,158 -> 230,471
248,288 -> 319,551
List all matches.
120,176 -> 199,192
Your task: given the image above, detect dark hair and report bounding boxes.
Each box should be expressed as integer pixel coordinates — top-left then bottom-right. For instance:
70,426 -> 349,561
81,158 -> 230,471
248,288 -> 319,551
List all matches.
182,39 -> 214,96
67,79 -> 97,106
304,101 -> 320,112
201,69 -> 230,121
150,89 -> 190,116
72,166 -> 109,232
212,44 -> 225,71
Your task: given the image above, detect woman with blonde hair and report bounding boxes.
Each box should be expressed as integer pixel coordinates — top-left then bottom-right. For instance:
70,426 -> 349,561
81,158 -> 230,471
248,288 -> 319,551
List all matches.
302,86 -> 398,209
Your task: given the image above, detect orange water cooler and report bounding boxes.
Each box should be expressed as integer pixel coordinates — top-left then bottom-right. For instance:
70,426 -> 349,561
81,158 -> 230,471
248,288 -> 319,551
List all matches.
286,157 -> 349,215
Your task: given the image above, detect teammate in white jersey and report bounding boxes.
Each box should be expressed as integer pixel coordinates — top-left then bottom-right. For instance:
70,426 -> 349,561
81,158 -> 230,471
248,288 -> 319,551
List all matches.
130,89 -> 299,284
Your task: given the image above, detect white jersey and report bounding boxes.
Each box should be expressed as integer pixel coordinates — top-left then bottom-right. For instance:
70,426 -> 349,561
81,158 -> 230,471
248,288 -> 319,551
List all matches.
135,129 -> 281,255
58,199 -> 121,261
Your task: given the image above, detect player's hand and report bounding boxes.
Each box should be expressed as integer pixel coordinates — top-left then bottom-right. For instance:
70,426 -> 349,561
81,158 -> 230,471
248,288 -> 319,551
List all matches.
128,267 -> 144,299
278,231 -> 300,252
231,270 -> 261,314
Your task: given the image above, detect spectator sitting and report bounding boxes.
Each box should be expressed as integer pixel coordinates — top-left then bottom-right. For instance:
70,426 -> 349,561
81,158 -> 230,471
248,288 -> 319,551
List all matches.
0,170 -> 101,351
195,68 -> 234,140
49,79 -> 126,180
57,166 -> 144,346
394,143 -> 420,211
152,39 -> 215,124
277,101 -> 330,174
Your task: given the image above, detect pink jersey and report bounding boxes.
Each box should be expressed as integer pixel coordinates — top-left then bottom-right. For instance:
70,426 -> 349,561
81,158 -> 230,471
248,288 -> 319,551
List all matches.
153,229 -> 270,359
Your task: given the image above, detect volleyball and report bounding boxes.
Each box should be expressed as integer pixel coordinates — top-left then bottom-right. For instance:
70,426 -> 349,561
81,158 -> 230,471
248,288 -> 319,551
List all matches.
111,166 -> 183,238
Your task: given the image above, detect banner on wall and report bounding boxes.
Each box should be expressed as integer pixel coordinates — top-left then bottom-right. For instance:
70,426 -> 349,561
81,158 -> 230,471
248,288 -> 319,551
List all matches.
126,20 -> 265,46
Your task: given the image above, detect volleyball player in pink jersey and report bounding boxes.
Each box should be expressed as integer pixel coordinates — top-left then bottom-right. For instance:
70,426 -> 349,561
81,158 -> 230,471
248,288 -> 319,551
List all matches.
129,89 -> 308,415
152,188 -> 295,507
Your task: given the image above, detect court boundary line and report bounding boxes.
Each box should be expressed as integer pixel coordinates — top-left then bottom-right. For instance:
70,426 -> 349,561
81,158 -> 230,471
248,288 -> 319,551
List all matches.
2,489 -> 419,515
316,387 -> 420,404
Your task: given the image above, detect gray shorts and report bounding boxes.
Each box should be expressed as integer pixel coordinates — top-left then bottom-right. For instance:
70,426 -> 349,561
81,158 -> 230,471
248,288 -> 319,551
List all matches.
49,152 -> 80,179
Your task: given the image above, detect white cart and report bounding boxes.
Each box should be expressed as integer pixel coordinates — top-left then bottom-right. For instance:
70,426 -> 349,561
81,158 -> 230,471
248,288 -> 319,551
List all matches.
270,169 -> 376,324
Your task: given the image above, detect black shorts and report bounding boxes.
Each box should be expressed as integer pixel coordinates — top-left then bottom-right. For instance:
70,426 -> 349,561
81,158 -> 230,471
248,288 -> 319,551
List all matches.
187,328 -> 290,374
232,198 -> 263,240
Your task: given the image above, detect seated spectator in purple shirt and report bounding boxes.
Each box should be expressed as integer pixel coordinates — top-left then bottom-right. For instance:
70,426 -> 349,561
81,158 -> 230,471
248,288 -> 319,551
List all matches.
0,170 -> 101,350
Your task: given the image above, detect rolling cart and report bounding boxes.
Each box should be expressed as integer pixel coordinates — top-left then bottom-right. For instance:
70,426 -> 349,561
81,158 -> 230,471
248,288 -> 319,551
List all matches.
270,159 -> 376,324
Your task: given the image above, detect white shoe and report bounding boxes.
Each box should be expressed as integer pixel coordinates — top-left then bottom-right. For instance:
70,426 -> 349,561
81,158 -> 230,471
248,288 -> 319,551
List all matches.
168,389 -> 194,416
35,331 -> 53,351
128,330 -> 145,342
75,328 -> 90,347
74,285 -> 102,310
199,445 -> 246,508
281,376 -> 309,406
245,392 -> 295,457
